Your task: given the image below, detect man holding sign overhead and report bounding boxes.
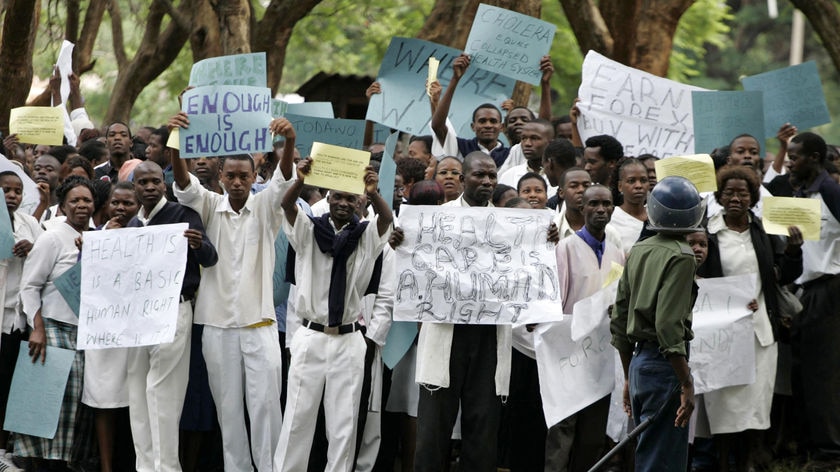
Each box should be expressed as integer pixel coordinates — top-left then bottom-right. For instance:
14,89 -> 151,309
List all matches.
168,112 -> 296,472
274,154 -> 392,472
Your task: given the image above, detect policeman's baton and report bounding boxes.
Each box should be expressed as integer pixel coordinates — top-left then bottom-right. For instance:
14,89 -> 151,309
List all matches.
587,382 -> 682,472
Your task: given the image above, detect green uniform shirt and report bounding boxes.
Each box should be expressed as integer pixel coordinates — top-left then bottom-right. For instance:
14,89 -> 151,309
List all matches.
610,233 -> 697,358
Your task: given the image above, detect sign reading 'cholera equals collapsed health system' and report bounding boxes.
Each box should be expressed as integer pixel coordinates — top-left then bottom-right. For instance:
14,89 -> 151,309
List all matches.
78,224 -> 188,350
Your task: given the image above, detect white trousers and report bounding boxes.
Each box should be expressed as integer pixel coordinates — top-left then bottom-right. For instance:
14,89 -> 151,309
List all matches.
203,324 -> 283,472
128,300 -> 193,472
274,328 -> 367,472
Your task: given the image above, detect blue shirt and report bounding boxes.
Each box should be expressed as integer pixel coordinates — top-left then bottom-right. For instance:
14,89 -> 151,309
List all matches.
576,226 -> 605,267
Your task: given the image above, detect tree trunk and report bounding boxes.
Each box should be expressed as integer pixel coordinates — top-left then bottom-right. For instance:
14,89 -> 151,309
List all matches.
630,0 -> 693,76
188,0 -> 223,61
790,0 -> 840,75
103,0 -> 191,124
416,0 -> 480,49
0,0 -> 39,135
73,0 -> 107,73
559,0 -> 613,58
252,0 -> 323,94
213,0 -> 251,55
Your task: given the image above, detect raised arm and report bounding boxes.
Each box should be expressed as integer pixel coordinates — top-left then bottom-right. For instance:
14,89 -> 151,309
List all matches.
364,166 -> 393,236
167,112 -> 192,190
269,117 -> 296,180
569,98 -> 583,148
431,54 -> 470,145
538,55 -> 554,120
772,123 -> 797,174
281,158 -> 311,227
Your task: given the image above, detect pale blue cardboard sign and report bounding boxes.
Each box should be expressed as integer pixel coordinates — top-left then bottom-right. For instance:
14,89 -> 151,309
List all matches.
189,52 -> 267,87
371,124 -> 393,145
366,37 -> 515,137
465,4 -> 556,85
283,113 -> 366,157
4,342 -> 75,439
0,199 -> 13,259
741,61 -> 831,138
180,85 -> 273,158
382,321 -> 418,369
54,262 -> 81,318
692,91 -> 765,156
271,100 -> 336,119
380,132 -> 399,212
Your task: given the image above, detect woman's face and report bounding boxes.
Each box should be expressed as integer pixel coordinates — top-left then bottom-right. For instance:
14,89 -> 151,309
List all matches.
719,178 -> 752,219
435,158 -> 463,202
685,231 -> 709,266
519,177 -> 548,209
62,185 -> 94,231
619,164 -> 649,205
109,188 -> 140,227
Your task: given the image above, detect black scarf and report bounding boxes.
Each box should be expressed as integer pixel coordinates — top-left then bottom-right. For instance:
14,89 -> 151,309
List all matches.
286,213 -> 383,326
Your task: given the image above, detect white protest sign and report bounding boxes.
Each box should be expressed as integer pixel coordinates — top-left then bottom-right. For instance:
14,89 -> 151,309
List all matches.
535,315 -> 615,427
571,280 -> 618,342
577,50 -> 707,158
0,155 -> 39,216
78,224 -> 188,350
690,273 -> 757,394
394,205 -> 560,324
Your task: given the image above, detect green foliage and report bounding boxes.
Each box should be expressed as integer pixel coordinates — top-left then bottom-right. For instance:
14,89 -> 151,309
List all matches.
669,0 -> 732,82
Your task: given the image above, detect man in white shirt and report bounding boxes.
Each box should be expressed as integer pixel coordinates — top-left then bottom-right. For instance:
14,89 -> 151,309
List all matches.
168,113 -> 296,472
499,119 -> 557,194
274,158 -> 392,472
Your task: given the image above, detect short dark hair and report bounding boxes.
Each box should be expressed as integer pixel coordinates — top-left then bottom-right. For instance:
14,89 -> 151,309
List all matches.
56,175 -> 96,207
78,140 -> 108,163
220,154 -> 255,172
517,172 -> 547,192
552,115 -> 571,126
463,151 -> 495,174
503,197 -> 530,208
92,179 -> 112,212
409,135 -> 433,154
492,183 -> 515,205
505,106 -> 535,124
585,135 -> 623,162
62,156 -> 95,180
0,170 -> 22,183
791,132 -> 827,164
559,166 -> 588,187
543,138 -> 577,169
396,157 -> 426,184
151,126 -> 170,145
525,119 -> 556,138
48,145 -> 77,165
472,103 -> 502,123
408,180 -> 445,205
107,121 -> 133,139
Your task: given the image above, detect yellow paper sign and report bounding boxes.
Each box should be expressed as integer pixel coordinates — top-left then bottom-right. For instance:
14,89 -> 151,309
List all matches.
9,106 -> 65,146
761,196 -> 821,241
426,57 -> 440,97
166,127 -> 180,150
654,154 -> 717,193
307,142 -> 371,195
603,261 -> 624,288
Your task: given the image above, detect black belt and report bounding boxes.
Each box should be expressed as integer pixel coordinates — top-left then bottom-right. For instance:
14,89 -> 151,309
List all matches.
301,318 -> 365,335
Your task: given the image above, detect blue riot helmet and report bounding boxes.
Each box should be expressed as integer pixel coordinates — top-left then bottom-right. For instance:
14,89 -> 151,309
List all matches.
647,176 -> 705,234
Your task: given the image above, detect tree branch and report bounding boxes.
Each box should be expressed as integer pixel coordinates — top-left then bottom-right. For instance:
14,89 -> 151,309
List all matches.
159,0 -> 190,31
74,0 -> 107,74
558,0 -> 613,58
109,0 -> 128,67
790,0 -> 840,75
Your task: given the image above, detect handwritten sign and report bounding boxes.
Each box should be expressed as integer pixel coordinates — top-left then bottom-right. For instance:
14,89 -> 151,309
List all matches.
394,205 -> 560,324
654,154 -> 717,192
535,316 -> 614,426
270,100 -> 336,119
692,91 -> 765,155
284,113 -> 365,157
380,132 -> 399,211
762,196 -> 821,241
306,142 -> 370,195
465,4 -> 556,85
4,342 -> 75,438
0,199 -> 13,259
179,85 -> 273,158
9,106 -> 65,146
0,155 -> 39,215
689,274 -> 757,394
578,51 -> 707,158
571,281 -> 618,341
53,262 -> 81,317
189,52 -> 267,87
366,37 -> 515,136
78,224 -> 188,349
742,61 -> 831,137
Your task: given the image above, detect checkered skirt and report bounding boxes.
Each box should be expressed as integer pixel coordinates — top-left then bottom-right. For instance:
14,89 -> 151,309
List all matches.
14,318 -> 93,462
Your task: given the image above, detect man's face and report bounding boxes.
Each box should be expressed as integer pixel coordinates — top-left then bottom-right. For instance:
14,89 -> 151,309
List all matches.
220,159 -> 255,202
328,190 -> 359,225
107,123 -> 132,158
393,174 -> 405,209
519,123 -> 551,162
145,134 -> 167,167
583,147 -> 612,185
728,136 -> 760,170
33,155 -> 61,191
559,170 -> 591,211
555,122 -> 573,140
462,158 -> 498,205
407,141 -> 432,166
581,186 -> 613,233
1,175 -> 23,213
190,156 -> 220,182
133,167 -> 166,210
786,141 -> 816,180
471,108 -> 503,144
505,108 -> 532,141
